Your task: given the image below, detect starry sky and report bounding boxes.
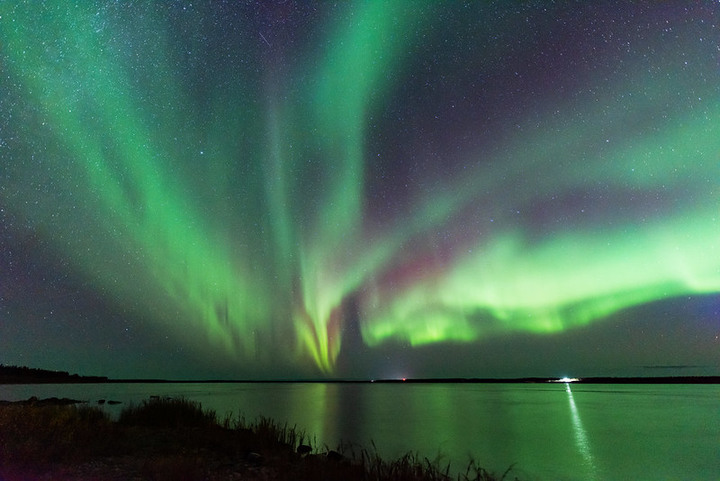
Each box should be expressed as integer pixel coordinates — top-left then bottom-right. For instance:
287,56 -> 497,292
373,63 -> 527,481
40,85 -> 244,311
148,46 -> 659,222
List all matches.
1,1 -> 718,380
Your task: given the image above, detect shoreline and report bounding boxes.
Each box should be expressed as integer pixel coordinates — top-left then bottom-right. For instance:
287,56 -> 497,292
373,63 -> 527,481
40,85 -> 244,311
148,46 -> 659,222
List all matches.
0,396 -> 516,481
3,362 -> 718,385
3,376 -> 719,386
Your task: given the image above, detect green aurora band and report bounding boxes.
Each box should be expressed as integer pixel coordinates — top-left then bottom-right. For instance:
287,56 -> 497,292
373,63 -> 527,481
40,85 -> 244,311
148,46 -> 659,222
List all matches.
1,2 -> 718,375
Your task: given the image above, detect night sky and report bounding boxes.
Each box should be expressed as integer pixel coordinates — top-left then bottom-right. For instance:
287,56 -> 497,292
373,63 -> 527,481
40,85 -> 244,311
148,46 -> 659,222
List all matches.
1,2 -> 718,380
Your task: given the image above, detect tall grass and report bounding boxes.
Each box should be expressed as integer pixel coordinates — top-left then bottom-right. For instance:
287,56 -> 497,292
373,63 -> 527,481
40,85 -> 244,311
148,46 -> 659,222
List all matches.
118,396 -> 217,428
0,403 -> 115,465
243,415 -> 308,450
0,397 -> 518,481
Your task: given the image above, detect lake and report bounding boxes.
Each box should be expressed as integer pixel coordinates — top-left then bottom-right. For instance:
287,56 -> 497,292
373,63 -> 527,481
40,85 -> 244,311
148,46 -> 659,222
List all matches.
1,382 -> 717,480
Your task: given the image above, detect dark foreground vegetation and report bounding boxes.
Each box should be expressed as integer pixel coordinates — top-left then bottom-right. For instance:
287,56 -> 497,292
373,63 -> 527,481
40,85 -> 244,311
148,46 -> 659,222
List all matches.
0,397 -> 517,481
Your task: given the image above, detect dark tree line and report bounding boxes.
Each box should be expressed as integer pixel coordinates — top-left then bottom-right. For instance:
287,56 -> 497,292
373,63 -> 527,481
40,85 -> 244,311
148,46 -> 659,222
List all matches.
0,364 -> 108,384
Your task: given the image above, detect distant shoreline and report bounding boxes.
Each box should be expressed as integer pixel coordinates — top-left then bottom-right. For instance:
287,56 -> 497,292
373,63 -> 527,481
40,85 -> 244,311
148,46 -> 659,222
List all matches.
1,366 -> 718,385
103,376 -> 720,384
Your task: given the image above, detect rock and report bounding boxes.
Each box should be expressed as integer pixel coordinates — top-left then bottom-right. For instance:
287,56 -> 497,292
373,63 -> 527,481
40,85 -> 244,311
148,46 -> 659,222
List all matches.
296,444 -> 312,455
246,452 -> 263,465
45,397 -> 86,406
326,450 -> 344,461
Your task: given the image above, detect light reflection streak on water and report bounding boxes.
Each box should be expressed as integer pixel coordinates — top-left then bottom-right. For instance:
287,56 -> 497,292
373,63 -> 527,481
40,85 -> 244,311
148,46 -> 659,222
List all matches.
565,382 -> 597,480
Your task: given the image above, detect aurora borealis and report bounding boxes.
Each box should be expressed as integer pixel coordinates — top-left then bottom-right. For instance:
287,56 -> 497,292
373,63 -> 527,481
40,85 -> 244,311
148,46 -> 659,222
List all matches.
1,2 -> 718,379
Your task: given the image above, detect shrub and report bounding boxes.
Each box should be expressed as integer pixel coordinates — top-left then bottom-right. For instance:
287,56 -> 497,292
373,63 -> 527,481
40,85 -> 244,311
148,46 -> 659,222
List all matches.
118,397 -> 216,428
0,404 -> 114,466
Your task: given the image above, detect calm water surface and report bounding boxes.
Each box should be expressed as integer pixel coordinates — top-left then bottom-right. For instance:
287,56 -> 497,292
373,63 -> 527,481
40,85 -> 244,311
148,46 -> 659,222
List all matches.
1,382 -> 717,480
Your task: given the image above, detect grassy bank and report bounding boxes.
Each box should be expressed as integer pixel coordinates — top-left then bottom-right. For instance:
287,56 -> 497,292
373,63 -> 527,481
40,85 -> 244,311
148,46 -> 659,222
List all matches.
0,397 -> 517,481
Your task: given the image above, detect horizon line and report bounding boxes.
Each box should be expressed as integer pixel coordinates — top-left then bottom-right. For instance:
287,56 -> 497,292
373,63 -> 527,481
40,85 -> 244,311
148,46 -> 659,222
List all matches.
29,375 -> 720,385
